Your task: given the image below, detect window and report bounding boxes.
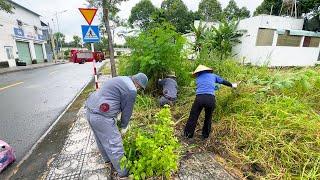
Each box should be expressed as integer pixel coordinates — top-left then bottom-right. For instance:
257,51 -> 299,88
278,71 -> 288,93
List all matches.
256,28 -> 275,46
5,46 -> 14,59
303,36 -> 320,47
277,30 -> 302,47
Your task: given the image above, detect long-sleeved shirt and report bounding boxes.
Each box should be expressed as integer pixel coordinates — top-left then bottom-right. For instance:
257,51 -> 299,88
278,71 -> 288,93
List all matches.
86,76 -> 137,128
158,78 -> 178,98
196,72 -> 232,95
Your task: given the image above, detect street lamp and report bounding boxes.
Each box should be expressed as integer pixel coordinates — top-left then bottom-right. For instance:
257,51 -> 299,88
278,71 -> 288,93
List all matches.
54,10 -> 68,60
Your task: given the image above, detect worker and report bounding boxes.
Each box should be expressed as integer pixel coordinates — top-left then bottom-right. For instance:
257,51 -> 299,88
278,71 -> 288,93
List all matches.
85,73 -> 148,178
184,65 -> 237,140
158,72 -> 178,106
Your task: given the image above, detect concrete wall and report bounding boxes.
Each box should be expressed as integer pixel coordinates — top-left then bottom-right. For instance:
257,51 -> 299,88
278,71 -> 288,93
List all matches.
256,15 -> 304,30
0,13 -> 18,66
236,46 -> 319,66
234,15 -> 320,67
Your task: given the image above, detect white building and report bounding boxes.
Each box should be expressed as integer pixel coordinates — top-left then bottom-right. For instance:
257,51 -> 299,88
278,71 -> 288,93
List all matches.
233,15 -> 320,67
0,0 -> 48,67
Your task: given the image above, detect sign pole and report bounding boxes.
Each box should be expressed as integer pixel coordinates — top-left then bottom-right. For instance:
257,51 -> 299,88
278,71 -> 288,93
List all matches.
79,8 -> 100,90
91,43 -> 94,52
91,43 -> 98,90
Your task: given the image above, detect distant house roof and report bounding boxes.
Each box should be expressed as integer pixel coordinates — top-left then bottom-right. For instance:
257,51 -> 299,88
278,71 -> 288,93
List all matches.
7,0 -> 41,17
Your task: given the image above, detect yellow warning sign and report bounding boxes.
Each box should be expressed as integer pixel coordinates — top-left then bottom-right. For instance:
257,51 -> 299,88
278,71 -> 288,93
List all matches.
79,8 -> 97,25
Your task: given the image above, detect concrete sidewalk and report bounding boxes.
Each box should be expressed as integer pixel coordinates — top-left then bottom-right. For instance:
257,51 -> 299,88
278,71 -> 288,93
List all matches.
0,61 -> 68,75
42,75 -> 236,180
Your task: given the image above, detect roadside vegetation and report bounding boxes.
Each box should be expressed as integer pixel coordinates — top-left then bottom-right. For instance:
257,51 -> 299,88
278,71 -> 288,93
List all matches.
90,0 -> 320,179
116,15 -> 320,180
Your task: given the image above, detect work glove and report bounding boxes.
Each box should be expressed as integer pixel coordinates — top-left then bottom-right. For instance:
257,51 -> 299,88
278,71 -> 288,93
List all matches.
120,124 -> 131,135
232,83 -> 238,88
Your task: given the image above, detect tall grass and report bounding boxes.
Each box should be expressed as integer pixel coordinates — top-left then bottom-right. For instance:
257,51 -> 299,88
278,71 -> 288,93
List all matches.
204,60 -> 320,179
127,58 -> 320,179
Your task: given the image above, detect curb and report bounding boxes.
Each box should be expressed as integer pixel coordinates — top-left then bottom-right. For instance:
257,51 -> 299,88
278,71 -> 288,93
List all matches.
0,61 -> 69,75
6,61 -> 108,179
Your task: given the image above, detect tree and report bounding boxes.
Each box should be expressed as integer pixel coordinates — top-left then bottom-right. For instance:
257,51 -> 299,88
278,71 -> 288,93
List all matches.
254,0 -> 320,17
120,23 -> 187,90
72,35 -> 82,47
160,0 -> 194,33
254,0 -> 283,16
198,0 -> 222,21
87,0 -> 128,77
238,7 -> 250,19
204,19 -> 245,60
128,0 -> 157,30
53,32 -> 65,48
0,0 -> 13,13
299,0 -> 320,15
223,0 -> 250,21
223,0 -> 240,21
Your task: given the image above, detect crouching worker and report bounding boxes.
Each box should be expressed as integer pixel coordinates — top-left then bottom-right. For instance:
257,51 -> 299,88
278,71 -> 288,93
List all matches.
184,65 -> 237,140
85,73 -> 148,178
158,72 -> 178,107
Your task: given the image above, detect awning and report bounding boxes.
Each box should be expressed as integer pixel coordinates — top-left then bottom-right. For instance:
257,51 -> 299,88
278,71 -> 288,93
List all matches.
276,29 -> 320,37
289,30 -> 320,37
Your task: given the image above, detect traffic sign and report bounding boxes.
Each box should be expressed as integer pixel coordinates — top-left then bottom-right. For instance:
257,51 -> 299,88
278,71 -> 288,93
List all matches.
81,25 -> 100,43
79,8 -> 97,25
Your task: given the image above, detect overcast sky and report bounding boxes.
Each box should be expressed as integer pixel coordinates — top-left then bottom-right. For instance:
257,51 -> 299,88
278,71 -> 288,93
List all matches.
13,0 -> 263,42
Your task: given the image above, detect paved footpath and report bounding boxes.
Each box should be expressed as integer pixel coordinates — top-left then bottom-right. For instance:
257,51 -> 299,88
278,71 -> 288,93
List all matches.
41,75 -> 236,180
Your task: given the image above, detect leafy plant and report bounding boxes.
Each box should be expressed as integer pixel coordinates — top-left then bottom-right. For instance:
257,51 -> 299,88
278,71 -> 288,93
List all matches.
203,19 -> 245,60
119,23 -> 189,90
121,106 -> 180,180
190,20 -> 207,54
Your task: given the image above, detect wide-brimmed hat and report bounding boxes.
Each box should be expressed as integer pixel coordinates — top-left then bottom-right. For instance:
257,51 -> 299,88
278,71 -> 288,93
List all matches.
167,71 -> 176,78
192,65 -> 213,76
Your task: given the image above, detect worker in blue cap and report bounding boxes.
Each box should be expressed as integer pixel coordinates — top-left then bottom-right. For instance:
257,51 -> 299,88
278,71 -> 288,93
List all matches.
85,73 -> 148,178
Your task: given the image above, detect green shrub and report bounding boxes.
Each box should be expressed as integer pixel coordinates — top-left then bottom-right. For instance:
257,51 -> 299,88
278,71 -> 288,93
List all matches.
121,106 -> 180,179
119,23 -> 191,90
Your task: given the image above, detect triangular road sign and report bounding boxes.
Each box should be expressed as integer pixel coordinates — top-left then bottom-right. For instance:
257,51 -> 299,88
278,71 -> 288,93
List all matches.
79,8 -> 97,25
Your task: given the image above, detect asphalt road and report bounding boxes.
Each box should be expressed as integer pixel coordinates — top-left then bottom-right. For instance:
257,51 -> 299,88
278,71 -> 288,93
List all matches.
0,62 -> 105,162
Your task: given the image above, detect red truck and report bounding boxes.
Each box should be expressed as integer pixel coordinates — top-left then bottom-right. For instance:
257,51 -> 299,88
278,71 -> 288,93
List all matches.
70,50 -> 105,64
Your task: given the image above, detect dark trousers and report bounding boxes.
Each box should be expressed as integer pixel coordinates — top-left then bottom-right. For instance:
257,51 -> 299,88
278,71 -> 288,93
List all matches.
184,94 -> 216,138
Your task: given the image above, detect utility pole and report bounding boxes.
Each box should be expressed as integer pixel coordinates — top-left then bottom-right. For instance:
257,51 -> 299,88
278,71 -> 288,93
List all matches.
55,12 -> 61,59
55,10 -> 68,60
48,22 -> 57,62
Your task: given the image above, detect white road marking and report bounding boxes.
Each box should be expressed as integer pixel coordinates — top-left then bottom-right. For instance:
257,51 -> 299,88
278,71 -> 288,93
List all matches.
0,82 -> 24,91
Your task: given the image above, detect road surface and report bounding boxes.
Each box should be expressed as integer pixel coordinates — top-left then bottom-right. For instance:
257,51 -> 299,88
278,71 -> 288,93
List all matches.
0,62 -> 105,162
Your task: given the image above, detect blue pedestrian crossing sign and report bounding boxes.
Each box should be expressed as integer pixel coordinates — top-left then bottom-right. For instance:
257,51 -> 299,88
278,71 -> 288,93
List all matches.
81,25 -> 100,43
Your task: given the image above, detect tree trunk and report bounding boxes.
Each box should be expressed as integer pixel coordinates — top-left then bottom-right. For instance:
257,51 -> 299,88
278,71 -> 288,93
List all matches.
103,0 -> 117,77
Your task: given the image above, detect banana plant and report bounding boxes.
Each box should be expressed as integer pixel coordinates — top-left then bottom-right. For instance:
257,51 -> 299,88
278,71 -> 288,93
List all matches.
204,19 -> 246,60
